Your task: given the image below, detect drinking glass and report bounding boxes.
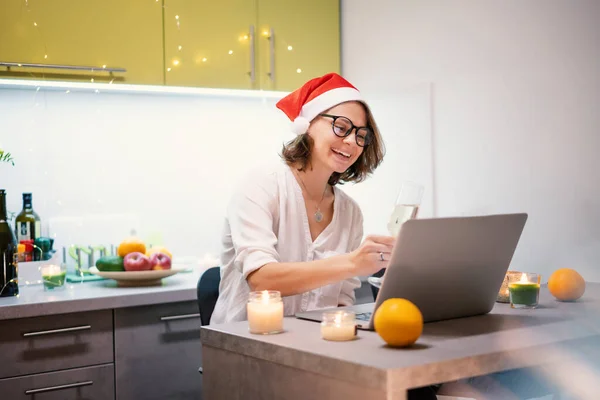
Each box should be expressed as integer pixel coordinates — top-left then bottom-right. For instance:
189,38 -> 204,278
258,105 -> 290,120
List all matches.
387,181 -> 424,237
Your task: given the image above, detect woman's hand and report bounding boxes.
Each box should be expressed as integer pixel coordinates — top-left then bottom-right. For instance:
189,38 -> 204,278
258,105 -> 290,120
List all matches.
348,235 -> 396,276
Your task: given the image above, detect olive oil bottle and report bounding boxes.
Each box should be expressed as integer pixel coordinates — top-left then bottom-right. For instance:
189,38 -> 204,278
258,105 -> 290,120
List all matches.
15,192 -> 41,242
1,189 -> 19,297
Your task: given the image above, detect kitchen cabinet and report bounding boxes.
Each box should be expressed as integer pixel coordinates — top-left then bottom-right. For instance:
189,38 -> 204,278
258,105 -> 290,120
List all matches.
164,0 -> 257,90
0,364 -> 115,400
164,0 -> 341,91
114,301 -> 203,400
0,0 -> 339,91
0,309 -> 115,399
256,0 -> 341,92
0,0 -> 163,85
0,302 -> 204,399
0,309 -> 114,379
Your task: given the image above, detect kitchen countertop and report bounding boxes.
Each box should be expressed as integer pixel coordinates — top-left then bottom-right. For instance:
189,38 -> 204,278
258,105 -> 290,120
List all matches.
201,284 -> 600,397
0,268 -> 206,321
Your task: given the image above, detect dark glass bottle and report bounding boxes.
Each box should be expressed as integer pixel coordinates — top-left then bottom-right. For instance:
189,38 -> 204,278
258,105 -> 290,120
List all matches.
15,192 -> 41,242
0,189 -> 19,297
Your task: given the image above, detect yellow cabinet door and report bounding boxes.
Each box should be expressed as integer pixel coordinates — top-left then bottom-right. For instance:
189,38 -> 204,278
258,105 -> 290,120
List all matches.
164,0 -> 257,89
0,0 -> 163,85
257,0 -> 341,92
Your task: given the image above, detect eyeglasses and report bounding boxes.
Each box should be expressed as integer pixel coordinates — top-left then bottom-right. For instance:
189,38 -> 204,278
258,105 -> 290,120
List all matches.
319,114 -> 373,147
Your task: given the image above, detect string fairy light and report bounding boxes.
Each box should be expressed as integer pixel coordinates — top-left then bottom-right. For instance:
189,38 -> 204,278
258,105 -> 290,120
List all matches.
30,9 -> 49,73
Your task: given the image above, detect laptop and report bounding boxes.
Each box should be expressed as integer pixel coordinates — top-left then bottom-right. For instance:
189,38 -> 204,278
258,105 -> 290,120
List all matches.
296,213 -> 528,330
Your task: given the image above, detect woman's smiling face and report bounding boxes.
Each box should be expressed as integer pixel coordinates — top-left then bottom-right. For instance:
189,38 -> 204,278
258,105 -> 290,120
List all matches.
307,101 -> 367,174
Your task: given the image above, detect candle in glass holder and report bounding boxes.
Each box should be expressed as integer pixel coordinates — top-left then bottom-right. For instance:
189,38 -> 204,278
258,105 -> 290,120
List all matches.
509,272 -> 541,309
247,290 -> 284,334
321,311 -> 357,341
40,264 -> 67,291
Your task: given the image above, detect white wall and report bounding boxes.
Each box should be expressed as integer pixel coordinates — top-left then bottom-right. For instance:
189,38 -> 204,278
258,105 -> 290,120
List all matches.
342,0 -> 600,281
0,88 -> 290,264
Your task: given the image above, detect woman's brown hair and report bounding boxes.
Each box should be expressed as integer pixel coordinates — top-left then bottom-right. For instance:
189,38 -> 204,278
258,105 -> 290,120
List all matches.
280,102 -> 385,186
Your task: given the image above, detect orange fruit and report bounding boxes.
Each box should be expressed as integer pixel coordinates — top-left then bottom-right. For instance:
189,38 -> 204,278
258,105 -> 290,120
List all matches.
374,298 -> 423,347
548,268 -> 586,301
117,237 -> 146,258
146,246 -> 173,259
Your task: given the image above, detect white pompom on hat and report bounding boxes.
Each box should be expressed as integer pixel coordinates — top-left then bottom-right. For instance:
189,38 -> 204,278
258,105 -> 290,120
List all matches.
276,73 -> 365,135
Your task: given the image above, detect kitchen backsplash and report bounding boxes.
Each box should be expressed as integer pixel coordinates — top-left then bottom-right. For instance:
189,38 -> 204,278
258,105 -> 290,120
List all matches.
0,84 -> 435,263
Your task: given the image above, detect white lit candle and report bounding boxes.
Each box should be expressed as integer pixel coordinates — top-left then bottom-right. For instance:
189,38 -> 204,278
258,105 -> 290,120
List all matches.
40,265 -> 62,276
321,311 -> 356,341
247,290 -> 284,334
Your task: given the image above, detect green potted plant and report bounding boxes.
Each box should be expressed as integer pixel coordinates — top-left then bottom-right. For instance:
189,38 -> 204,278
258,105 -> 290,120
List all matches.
0,145 -> 15,166
0,144 -> 15,221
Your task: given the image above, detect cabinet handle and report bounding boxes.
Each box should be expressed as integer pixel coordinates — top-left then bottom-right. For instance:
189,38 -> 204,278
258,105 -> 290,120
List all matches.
248,25 -> 256,83
267,28 -> 275,83
25,380 -> 93,395
23,325 -> 91,337
0,62 -> 126,73
160,313 -> 200,322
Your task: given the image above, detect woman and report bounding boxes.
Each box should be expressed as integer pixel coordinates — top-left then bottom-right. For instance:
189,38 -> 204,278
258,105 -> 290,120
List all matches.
210,73 -> 440,400
210,73 -> 395,324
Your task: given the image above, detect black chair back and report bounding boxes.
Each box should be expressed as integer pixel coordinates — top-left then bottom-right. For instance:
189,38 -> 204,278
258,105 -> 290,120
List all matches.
197,266 -> 221,326
370,267 -> 386,300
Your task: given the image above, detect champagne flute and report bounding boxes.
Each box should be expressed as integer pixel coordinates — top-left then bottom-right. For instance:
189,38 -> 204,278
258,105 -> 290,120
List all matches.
368,182 -> 424,292
387,181 -> 424,237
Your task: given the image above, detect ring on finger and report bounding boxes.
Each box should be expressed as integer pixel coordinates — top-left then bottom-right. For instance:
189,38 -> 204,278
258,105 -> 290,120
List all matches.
379,252 -> 385,261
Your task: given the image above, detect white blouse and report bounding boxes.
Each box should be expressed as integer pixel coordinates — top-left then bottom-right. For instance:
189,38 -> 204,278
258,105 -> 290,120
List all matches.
210,161 -> 364,324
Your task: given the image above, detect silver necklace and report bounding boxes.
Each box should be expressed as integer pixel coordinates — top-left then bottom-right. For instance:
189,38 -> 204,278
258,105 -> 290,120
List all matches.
295,171 -> 328,223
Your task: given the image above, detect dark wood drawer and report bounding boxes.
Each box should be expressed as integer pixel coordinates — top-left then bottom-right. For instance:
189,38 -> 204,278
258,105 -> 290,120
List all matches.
0,309 -> 114,379
0,363 -> 115,400
115,301 -> 202,400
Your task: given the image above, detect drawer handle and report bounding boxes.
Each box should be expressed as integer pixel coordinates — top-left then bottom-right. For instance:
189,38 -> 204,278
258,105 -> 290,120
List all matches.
248,25 -> 256,83
266,28 -> 275,83
1,61 -> 126,73
25,380 -> 93,395
23,325 -> 91,337
160,313 -> 200,322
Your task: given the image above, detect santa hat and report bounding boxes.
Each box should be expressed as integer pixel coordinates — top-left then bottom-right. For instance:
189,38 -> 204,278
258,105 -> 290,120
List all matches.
276,73 -> 365,135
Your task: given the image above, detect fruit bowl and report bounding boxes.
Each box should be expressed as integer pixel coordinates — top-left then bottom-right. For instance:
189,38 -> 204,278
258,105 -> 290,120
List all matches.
88,266 -> 188,287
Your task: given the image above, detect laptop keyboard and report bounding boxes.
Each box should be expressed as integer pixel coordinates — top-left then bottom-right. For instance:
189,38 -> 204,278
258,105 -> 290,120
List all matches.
355,312 -> 372,321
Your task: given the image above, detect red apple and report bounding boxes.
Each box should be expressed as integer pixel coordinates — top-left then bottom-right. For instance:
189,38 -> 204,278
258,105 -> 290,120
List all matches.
123,252 -> 152,271
149,252 -> 172,270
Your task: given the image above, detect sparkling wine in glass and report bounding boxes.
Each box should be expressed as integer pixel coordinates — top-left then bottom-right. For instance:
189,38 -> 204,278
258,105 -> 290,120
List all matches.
387,182 -> 424,237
